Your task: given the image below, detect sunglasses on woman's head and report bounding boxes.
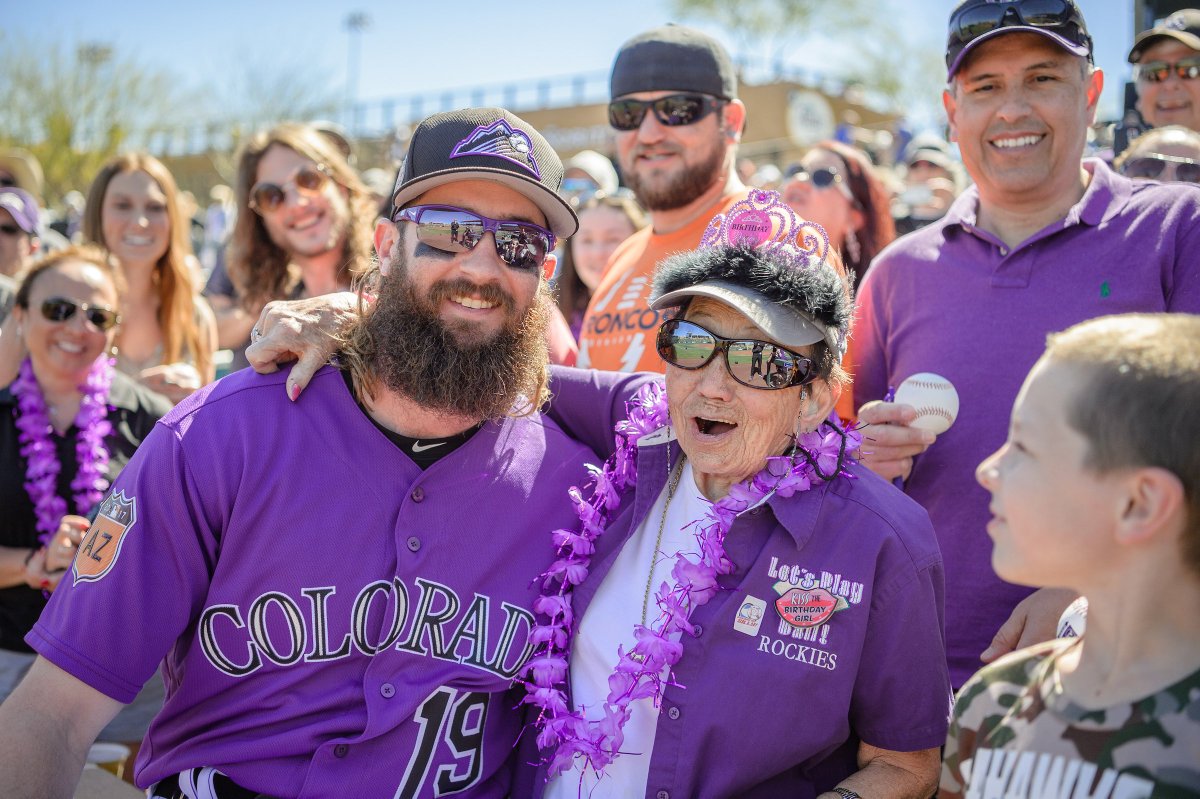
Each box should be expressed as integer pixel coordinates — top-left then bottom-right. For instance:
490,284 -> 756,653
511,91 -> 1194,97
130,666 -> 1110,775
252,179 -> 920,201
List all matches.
1120,154 -> 1200,183
656,318 -> 816,390
393,204 -> 556,272
249,164 -> 332,214
40,297 -> 121,331
785,165 -> 856,202
608,94 -> 724,131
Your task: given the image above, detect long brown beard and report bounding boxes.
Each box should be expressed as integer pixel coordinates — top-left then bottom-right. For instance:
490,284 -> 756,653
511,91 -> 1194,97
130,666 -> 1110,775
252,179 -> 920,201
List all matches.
357,256 -> 550,420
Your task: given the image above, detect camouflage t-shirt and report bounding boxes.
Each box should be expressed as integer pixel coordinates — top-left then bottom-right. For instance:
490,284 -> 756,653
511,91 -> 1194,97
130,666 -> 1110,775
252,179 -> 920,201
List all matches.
941,638 -> 1200,799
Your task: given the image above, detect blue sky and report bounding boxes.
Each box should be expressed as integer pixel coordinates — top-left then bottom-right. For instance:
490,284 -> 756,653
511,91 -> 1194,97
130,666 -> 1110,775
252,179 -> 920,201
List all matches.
7,0 -> 1134,131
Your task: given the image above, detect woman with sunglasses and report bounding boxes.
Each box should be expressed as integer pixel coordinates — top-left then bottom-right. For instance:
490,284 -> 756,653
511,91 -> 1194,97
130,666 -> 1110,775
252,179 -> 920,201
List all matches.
782,141 -> 895,293
1114,125 -> 1200,185
526,190 -> 949,799
0,155 -> 216,405
0,246 -> 170,705
213,122 -> 377,372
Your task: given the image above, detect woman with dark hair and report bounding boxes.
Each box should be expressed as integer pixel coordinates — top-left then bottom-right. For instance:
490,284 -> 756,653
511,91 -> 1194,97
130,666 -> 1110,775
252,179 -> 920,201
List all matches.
555,192 -> 647,341
0,246 -> 169,719
782,140 -> 896,290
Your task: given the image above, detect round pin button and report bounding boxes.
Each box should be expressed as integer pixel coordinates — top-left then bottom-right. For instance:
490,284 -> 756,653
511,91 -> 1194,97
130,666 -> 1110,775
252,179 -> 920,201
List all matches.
407,537 -> 421,552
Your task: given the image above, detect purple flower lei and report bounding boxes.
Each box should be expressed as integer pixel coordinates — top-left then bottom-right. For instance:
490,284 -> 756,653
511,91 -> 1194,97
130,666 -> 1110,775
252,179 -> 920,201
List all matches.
523,379 -> 861,778
12,356 -> 115,546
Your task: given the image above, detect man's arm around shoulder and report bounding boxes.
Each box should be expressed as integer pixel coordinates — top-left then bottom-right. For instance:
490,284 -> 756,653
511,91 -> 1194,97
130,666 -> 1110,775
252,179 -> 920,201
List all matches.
0,656 -> 122,798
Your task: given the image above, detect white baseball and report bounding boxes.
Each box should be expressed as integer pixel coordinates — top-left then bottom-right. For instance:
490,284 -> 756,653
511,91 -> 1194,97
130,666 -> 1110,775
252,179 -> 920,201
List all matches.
894,372 -> 959,434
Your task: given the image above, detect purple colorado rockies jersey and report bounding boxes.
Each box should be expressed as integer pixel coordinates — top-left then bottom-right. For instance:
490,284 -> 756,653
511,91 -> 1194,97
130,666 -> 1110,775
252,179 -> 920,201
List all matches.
525,368 -> 951,798
29,365 -> 597,798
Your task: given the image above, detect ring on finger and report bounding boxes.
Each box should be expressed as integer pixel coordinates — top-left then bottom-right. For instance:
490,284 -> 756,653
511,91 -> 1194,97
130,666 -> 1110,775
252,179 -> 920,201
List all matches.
251,326 -> 263,342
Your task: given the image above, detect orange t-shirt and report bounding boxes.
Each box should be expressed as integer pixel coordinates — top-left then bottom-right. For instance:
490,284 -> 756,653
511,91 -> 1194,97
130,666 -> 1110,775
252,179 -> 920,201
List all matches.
577,191 -> 745,372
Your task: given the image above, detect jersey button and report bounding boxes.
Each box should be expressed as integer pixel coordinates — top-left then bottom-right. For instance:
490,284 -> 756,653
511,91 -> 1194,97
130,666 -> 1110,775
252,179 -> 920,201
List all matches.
667,706 -> 680,720
381,683 -> 396,698
333,744 -> 349,758
407,537 -> 421,552
693,624 -> 703,637
411,487 -> 425,502
656,791 -> 670,799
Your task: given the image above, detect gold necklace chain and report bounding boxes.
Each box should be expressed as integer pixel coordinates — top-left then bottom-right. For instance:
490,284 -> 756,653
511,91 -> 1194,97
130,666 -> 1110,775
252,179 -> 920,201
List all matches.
641,456 -> 686,627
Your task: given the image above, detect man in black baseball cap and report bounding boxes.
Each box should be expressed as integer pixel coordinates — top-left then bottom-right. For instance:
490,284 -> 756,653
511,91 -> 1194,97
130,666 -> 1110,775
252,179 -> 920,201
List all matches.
1128,9 -> 1200,132
0,106 -> 599,798
576,24 -> 750,373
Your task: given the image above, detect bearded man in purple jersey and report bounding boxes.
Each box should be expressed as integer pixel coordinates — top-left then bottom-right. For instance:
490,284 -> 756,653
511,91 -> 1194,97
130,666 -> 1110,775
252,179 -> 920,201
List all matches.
0,108 -> 596,799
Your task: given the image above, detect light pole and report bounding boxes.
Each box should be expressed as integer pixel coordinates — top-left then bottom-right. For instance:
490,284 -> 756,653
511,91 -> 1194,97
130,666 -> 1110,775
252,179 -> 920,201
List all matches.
344,12 -> 370,131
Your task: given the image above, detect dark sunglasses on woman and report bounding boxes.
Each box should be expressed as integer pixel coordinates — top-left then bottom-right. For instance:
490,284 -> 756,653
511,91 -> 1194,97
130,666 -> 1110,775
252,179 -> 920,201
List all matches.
608,94 -> 724,131
40,297 -> 121,331
656,318 -> 816,390
393,204 -> 556,271
249,164 -> 332,214
1120,154 -> 1200,183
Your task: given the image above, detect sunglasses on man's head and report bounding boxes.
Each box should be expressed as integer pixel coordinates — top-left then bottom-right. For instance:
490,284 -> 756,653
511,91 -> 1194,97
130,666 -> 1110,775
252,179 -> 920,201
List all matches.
608,94 -> 724,132
947,0 -> 1090,56
1135,57 -> 1200,83
1120,153 -> 1200,183
40,297 -> 121,331
249,164 -> 332,214
393,204 -> 556,272
656,318 -> 816,391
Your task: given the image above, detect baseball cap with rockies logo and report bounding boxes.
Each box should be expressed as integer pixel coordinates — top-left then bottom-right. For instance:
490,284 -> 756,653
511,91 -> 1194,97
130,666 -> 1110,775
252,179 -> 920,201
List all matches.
1128,9 -> 1200,63
390,107 -> 578,238
945,0 -> 1093,79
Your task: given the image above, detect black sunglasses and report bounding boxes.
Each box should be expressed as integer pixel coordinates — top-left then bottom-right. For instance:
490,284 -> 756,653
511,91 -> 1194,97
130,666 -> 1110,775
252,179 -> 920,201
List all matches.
40,297 -> 121,331
656,318 -> 816,390
249,164 -> 332,214
785,165 -> 856,202
1120,154 -> 1200,183
947,0 -> 1091,65
1135,57 -> 1200,83
394,204 -> 556,272
608,94 -> 724,132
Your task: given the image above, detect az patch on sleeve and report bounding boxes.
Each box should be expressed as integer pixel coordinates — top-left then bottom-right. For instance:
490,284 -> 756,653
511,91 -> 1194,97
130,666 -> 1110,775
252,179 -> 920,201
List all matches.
73,491 -> 138,585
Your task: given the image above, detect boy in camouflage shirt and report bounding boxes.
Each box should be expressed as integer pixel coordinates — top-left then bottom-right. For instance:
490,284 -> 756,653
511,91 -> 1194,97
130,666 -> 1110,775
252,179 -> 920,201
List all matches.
942,313 -> 1200,799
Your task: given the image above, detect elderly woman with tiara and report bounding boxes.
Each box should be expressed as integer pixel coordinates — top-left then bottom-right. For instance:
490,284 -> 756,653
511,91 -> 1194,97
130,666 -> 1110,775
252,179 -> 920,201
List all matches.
525,190 -> 951,798
237,191 -> 952,798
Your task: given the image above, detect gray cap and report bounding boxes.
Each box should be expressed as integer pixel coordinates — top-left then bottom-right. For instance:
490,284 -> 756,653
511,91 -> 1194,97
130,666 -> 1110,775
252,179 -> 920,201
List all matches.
651,279 -> 838,355
610,25 -> 737,100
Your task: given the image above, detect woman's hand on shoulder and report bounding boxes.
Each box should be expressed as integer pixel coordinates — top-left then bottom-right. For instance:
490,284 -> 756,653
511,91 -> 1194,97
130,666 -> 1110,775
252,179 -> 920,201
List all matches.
247,292 -> 361,401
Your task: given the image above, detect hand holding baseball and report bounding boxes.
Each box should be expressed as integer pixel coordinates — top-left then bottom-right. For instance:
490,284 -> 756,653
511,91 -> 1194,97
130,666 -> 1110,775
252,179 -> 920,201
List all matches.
857,400 -> 937,481
893,373 -> 959,435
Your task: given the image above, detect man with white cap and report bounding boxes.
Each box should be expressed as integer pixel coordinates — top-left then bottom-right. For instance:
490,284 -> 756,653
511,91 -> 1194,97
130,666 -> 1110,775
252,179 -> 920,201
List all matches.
853,0 -> 1200,690
1128,9 -> 1200,134
0,107 -> 596,798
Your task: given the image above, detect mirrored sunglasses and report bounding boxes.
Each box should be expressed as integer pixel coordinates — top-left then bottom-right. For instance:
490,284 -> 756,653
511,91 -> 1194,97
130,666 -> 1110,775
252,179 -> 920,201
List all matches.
608,94 -> 723,131
249,164 -> 332,214
1120,154 -> 1200,183
656,318 -> 816,391
40,297 -> 121,331
393,204 -> 556,271
1135,57 -> 1200,83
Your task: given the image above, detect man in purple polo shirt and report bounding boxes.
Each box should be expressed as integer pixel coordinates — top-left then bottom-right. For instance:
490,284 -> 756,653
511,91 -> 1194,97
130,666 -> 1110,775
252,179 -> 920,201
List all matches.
0,108 -> 595,798
854,0 -> 1200,688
